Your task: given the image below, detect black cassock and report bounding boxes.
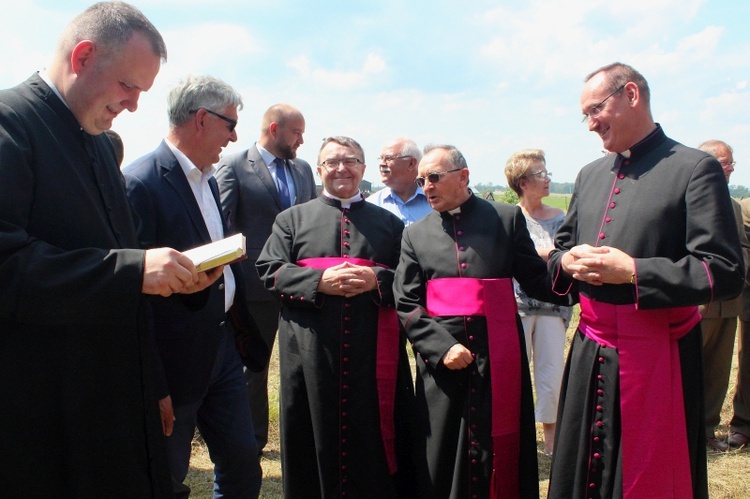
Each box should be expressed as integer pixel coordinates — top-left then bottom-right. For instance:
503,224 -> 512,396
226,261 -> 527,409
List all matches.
0,74 -> 170,497
394,194 -> 565,499
547,126 -> 744,499
257,195 -> 415,498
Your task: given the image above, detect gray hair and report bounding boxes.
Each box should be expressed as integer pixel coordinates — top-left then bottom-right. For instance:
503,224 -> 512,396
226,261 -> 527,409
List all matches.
167,75 -> 243,127
319,136 -> 365,164
57,1 -> 166,63
397,138 -> 423,162
585,62 -> 650,107
697,139 -> 733,158
423,144 -> 468,170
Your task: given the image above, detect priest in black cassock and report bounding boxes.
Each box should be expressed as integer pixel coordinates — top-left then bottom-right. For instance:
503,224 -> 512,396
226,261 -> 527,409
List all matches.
394,144 -> 567,499
0,3 -> 209,498
256,136 -> 414,498
547,63 -> 744,499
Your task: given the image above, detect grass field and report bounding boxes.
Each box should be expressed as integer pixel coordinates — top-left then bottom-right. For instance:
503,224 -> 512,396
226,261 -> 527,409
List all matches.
186,311 -> 750,498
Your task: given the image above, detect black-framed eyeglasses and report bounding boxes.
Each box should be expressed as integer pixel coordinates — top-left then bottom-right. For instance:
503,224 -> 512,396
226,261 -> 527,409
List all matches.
525,170 -> 552,180
190,108 -> 237,132
378,155 -> 411,164
415,168 -> 464,187
581,84 -> 625,123
319,157 -> 365,169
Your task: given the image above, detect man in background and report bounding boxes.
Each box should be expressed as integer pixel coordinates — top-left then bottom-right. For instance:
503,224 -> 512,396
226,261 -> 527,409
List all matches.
696,139 -> 749,452
367,138 -> 431,226
729,170 -> 750,449
215,103 -> 317,454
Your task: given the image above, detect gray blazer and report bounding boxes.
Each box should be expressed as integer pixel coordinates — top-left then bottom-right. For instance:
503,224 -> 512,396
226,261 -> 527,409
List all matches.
215,144 -> 318,300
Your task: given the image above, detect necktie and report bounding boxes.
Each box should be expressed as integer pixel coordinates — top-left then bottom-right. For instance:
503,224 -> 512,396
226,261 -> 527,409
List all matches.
275,158 -> 291,209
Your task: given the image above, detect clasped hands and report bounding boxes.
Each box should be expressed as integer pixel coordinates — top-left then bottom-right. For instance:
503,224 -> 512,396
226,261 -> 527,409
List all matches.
141,247 -> 224,297
317,261 -> 377,298
562,244 -> 635,286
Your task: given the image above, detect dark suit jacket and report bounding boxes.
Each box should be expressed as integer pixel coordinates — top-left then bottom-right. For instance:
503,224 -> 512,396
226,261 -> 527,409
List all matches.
215,144 -> 317,301
124,140 -> 268,405
0,74 -> 171,497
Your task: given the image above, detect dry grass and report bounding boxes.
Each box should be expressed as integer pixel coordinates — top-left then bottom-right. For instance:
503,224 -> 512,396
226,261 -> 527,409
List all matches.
187,309 -> 750,498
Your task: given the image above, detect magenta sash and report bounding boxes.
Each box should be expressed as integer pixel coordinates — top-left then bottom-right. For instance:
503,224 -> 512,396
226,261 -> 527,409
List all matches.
296,257 -> 400,474
578,296 -> 700,499
426,277 -> 521,499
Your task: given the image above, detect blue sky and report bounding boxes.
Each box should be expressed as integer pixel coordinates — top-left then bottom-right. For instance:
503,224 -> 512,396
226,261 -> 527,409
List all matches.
3,0 -> 749,187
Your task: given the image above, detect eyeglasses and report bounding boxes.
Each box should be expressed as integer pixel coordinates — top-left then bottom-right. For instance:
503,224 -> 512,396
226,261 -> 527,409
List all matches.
378,155 -> 411,164
525,170 -> 552,180
190,108 -> 237,132
319,157 -> 365,169
581,84 -> 625,123
720,161 -> 736,168
415,168 -> 464,187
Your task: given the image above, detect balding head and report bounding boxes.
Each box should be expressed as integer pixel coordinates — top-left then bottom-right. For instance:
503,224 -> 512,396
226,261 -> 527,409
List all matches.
258,103 -> 306,159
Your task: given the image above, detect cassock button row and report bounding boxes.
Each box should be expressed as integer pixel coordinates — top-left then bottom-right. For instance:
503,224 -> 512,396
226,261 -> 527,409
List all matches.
459,246 -> 465,251
624,160 -> 630,166
598,375 -> 604,380
344,242 -> 350,248
466,317 -> 473,322
614,188 -> 621,194
619,173 -> 625,179
596,405 -> 603,412
605,217 -> 612,223
597,389 -> 604,396
469,335 -> 474,341
455,215 -> 461,220
461,263 -> 467,268
596,421 -> 604,427
599,233 -> 606,239
457,231 -> 463,236
598,357 -> 605,363
610,202 -> 616,208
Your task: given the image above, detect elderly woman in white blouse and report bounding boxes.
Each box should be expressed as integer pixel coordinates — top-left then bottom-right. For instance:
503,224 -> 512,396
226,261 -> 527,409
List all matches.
504,149 -> 572,455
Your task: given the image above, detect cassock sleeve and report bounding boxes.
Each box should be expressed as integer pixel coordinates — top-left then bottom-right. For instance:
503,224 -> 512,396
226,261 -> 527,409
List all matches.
632,157 -> 744,307
393,228 -> 458,367
256,210 -> 326,309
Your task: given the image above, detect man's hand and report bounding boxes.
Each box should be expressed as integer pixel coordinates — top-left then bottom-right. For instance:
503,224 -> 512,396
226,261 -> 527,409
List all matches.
180,265 -> 225,294
158,395 -> 175,436
562,244 -> 635,285
441,343 -> 474,370
142,248 -> 198,296
317,262 -> 377,298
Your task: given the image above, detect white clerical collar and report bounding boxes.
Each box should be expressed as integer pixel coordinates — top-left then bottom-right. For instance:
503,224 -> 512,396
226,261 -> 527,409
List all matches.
448,206 -> 462,215
621,150 -> 632,158
322,189 -> 363,208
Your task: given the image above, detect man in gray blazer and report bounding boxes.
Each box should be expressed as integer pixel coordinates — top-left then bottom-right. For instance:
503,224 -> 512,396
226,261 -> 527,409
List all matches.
215,103 -> 317,453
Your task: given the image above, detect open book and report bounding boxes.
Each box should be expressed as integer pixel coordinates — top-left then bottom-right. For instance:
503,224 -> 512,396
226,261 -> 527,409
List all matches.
183,233 -> 246,272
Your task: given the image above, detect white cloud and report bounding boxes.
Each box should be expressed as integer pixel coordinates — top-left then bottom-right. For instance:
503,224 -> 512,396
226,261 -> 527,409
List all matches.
288,53 -> 389,90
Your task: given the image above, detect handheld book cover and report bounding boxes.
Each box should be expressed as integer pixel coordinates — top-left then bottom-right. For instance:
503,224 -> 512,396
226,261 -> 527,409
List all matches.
183,233 -> 246,272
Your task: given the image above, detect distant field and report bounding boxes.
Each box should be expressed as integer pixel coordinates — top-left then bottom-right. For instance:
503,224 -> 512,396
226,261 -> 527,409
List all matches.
490,192 -> 571,212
